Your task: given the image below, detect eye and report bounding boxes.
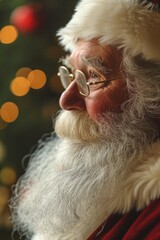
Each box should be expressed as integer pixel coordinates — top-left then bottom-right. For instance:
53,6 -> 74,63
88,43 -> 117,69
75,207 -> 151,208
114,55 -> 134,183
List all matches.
90,71 -> 99,79
87,70 -> 109,91
89,70 -> 107,83
89,70 -> 105,82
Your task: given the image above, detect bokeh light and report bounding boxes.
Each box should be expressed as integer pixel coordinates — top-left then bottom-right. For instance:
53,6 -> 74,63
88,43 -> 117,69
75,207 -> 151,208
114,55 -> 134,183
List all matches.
10,76 -> 30,96
28,69 -> 47,89
16,67 -> 32,78
2,209 -> 12,228
0,186 -> 10,213
0,102 -> 19,123
0,25 -> 18,44
0,167 -> 17,185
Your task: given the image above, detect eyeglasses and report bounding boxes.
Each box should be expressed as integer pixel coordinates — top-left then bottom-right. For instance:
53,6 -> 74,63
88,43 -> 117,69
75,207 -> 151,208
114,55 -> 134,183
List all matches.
57,66 -> 114,96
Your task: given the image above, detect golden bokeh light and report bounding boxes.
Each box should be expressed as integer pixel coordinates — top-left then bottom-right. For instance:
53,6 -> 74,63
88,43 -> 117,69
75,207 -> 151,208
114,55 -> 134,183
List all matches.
16,67 -> 32,78
0,167 -> 17,185
0,102 -> 19,123
28,69 -> 47,89
10,77 -> 30,96
0,25 -> 18,44
0,186 -> 10,213
3,209 -> 13,228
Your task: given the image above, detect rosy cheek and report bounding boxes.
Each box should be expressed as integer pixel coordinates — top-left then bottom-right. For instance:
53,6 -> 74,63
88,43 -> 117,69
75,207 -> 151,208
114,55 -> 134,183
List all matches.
86,101 -> 118,122
86,105 -> 100,122
85,96 -> 111,121
85,82 -> 128,122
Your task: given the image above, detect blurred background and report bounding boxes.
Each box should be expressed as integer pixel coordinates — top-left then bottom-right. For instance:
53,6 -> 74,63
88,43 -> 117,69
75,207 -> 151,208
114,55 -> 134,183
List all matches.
0,0 -> 76,239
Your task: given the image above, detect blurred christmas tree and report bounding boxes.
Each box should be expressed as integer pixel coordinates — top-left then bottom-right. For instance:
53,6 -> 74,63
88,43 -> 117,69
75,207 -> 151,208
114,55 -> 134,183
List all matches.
0,0 -> 76,239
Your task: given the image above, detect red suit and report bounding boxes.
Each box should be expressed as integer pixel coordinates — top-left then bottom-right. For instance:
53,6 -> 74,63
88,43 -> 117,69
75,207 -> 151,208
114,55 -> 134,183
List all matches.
89,199 -> 160,239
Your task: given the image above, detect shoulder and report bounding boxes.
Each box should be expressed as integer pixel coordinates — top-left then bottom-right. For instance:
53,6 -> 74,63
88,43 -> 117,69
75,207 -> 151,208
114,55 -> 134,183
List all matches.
111,141 -> 160,213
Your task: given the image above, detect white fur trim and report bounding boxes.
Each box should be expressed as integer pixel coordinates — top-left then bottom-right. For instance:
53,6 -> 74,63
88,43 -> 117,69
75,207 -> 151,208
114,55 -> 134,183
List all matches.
111,141 -> 160,213
57,0 -> 160,60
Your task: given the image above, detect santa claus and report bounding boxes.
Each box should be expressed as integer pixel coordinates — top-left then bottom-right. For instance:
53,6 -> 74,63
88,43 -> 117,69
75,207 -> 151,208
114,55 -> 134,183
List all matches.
11,0 -> 160,239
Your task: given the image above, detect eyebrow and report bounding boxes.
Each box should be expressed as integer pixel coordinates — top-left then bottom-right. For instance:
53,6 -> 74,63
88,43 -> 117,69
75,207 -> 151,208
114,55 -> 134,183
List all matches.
81,56 -> 112,75
60,55 -> 112,75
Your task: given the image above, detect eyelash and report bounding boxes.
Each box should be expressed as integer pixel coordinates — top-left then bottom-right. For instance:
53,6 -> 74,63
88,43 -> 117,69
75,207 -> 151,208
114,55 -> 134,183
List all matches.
89,71 -> 99,79
89,70 -> 106,82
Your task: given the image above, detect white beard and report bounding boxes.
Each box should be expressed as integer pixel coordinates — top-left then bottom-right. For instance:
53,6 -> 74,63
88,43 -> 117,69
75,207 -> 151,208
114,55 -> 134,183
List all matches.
11,108 -> 158,240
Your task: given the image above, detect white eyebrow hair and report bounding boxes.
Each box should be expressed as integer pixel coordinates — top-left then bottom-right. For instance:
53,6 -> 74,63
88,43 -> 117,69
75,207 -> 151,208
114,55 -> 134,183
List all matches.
59,55 -> 112,75
81,56 -> 112,75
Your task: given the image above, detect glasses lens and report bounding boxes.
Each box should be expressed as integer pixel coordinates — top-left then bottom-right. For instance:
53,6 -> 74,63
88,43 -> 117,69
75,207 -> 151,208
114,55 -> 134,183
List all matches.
75,70 -> 89,96
59,66 -> 71,89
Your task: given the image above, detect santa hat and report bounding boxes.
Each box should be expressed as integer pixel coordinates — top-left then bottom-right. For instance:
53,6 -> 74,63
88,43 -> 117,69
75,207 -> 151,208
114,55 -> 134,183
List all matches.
57,0 -> 160,61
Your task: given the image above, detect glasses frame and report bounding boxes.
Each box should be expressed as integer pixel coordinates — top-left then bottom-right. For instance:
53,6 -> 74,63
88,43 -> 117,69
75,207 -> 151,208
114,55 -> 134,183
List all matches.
58,65 -> 113,97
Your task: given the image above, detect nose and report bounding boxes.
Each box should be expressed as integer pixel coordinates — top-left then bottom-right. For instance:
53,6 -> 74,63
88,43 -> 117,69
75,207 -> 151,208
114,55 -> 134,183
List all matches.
59,81 -> 86,111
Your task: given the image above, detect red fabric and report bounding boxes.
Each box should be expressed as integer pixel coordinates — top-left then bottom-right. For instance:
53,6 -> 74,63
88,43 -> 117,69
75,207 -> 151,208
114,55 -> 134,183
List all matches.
88,198 -> 160,240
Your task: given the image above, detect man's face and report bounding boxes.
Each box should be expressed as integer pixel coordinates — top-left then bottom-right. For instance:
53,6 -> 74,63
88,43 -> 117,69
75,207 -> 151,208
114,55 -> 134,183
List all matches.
59,40 -> 128,122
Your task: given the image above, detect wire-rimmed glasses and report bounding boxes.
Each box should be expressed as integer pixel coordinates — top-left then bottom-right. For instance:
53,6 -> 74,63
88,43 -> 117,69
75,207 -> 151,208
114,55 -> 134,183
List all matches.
57,66 -> 112,96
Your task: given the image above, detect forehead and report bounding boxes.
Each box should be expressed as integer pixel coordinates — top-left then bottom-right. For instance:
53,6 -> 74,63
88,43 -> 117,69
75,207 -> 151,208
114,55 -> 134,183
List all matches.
69,40 -> 106,64
68,40 -> 121,70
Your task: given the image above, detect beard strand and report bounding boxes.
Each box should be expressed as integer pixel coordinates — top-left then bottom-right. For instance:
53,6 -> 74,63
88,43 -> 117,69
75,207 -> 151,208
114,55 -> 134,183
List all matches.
10,106 -> 159,239
54,110 -> 103,142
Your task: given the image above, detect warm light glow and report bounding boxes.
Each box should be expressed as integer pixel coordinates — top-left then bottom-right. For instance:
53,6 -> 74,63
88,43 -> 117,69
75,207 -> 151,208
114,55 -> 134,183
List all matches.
10,77 -> 30,96
3,209 -> 13,228
16,67 -> 32,78
0,167 -> 17,185
0,25 -> 18,44
28,69 -> 47,89
0,102 -> 19,123
0,186 -> 10,212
